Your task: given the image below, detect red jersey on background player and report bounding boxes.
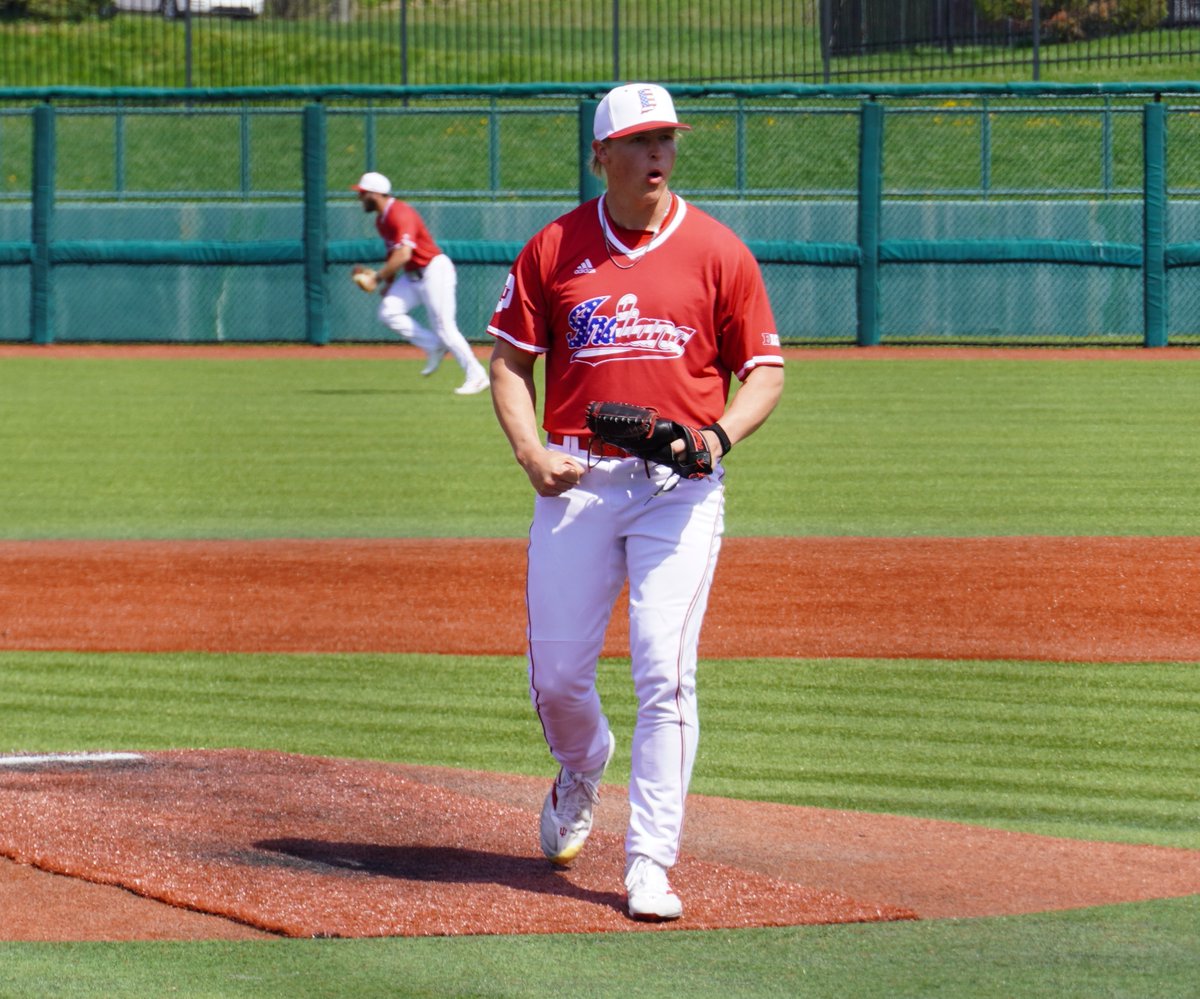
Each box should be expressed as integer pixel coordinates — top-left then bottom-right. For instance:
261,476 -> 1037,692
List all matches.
488,83 -> 784,922
352,171 -> 490,395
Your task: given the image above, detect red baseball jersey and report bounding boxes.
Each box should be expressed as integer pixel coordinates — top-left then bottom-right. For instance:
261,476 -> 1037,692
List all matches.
488,195 -> 783,435
376,197 -> 441,271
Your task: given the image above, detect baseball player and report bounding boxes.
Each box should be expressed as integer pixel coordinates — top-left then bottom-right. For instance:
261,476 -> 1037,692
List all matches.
487,83 -> 785,921
352,171 -> 490,395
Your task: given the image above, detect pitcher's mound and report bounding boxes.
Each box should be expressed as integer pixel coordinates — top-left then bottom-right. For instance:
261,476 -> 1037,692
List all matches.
0,749 -> 913,937
4,749 -> 1200,939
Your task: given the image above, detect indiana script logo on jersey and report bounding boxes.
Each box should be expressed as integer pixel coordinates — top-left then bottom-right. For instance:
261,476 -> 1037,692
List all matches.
566,293 -> 695,364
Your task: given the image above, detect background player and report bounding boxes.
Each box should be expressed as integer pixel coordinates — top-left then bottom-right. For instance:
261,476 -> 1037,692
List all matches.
487,83 -> 785,921
352,171 -> 490,395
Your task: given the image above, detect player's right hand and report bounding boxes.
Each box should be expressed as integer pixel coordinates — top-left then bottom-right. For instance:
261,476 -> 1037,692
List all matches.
525,451 -> 585,497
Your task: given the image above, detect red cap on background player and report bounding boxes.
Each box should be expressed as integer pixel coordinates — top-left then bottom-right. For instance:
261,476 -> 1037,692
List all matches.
351,171 -> 391,194
593,83 -> 692,141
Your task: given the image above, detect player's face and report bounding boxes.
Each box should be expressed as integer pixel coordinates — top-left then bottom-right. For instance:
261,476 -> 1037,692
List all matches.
600,129 -> 678,195
356,190 -> 375,212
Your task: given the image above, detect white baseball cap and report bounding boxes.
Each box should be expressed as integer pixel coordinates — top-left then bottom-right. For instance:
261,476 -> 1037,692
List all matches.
351,171 -> 391,195
593,83 -> 691,141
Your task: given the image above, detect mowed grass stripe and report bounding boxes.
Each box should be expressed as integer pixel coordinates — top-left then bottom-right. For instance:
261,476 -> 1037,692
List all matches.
3,356 -> 1200,537
3,652 -> 1197,849
697,658 -> 1200,844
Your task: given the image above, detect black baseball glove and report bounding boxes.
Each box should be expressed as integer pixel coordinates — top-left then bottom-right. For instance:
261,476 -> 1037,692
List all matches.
584,401 -> 714,478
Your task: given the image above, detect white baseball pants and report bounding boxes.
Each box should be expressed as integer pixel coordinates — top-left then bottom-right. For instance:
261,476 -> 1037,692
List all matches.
376,253 -> 486,379
526,442 -> 726,870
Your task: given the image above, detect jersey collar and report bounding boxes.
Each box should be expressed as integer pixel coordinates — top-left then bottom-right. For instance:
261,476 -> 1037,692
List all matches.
597,193 -> 687,261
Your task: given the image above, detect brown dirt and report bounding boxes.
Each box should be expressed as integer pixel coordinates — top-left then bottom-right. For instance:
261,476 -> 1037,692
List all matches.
2,345 -> 1197,940
0,751 -> 916,938
3,536 -> 1199,661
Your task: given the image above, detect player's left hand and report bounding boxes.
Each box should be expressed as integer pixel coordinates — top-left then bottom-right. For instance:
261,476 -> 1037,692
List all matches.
679,428 -> 726,463
585,401 -> 715,479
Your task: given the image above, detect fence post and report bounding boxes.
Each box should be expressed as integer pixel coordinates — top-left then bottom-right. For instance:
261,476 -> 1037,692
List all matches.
1142,100 -> 1168,348
400,0 -> 409,86
302,103 -> 330,346
579,100 -> 602,203
857,99 -> 884,347
820,0 -> 832,83
488,97 -> 501,195
612,0 -> 621,81
1031,0 -> 1041,81
30,104 -> 55,345
184,8 -> 194,89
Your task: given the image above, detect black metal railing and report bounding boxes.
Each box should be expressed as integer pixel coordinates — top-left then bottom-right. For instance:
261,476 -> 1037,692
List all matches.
1,0 -> 1199,88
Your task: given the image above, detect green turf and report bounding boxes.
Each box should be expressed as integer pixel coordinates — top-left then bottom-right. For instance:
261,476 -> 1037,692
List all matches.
2,354 -> 1199,539
4,652 -> 1198,849
0,356 -> 523,539
0,896 -> 1198,999
2,12 -> 1199,90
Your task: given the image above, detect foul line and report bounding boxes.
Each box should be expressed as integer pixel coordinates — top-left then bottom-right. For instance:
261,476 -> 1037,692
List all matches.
0,752 -> 145,768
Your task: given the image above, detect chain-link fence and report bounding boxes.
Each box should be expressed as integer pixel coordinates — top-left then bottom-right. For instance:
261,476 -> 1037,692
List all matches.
1,1 -> 1199,88
3,82 -> 1200,346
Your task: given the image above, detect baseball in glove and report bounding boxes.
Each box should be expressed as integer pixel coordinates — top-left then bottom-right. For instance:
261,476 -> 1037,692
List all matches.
584,401 -> 716,479
352,265 -> 379,293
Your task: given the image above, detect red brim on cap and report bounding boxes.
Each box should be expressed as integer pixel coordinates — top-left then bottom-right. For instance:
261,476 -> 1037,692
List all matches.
605,120 -> 692,140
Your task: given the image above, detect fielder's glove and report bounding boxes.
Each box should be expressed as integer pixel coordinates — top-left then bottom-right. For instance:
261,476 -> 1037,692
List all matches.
352,265 -> 380,292
584,401 -> 719,479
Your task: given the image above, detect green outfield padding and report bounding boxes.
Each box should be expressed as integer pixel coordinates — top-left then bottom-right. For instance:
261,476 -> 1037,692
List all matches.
880,239 -> 1143,267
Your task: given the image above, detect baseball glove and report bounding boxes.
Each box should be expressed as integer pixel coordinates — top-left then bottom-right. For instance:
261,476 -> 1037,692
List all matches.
584,401 -> 714,479
352,265 -> 379,293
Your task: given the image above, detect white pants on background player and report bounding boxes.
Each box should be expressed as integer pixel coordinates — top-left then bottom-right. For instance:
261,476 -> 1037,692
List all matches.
376,253 -> 486,381
526,439 -> 725,869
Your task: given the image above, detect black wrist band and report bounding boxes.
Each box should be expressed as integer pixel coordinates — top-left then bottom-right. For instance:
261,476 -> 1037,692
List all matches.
703,421 -> 732,456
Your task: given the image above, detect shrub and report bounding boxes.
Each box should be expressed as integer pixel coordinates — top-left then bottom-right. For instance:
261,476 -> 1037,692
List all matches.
7,0 -> 108,20
974,0 -> 1167,39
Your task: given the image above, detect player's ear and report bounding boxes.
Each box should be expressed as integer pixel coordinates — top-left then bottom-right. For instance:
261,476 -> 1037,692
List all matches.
591,140 -> 609,178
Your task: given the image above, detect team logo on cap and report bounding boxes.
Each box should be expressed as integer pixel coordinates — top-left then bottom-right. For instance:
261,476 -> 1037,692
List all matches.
565,293 -> 695,365
636,87 -> 658,114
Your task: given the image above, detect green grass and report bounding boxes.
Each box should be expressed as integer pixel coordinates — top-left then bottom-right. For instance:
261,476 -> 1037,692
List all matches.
1,7 -> 1199,88
4,652 -> 1198,849
0,356 -> 524,538
1,899 -> 1197,999
4,25 -> 1200,201
2,354 -> 1198,539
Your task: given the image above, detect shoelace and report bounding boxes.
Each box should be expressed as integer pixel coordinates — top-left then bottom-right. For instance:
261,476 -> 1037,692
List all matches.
554,768 -> 601,822
626,857 -> 671,894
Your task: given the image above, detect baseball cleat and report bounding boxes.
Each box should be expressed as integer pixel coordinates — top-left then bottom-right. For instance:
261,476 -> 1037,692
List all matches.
420,346 -> 447,376
625,854 -> 683,921
454,372 -> 490,395
539,732 -> 615,867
